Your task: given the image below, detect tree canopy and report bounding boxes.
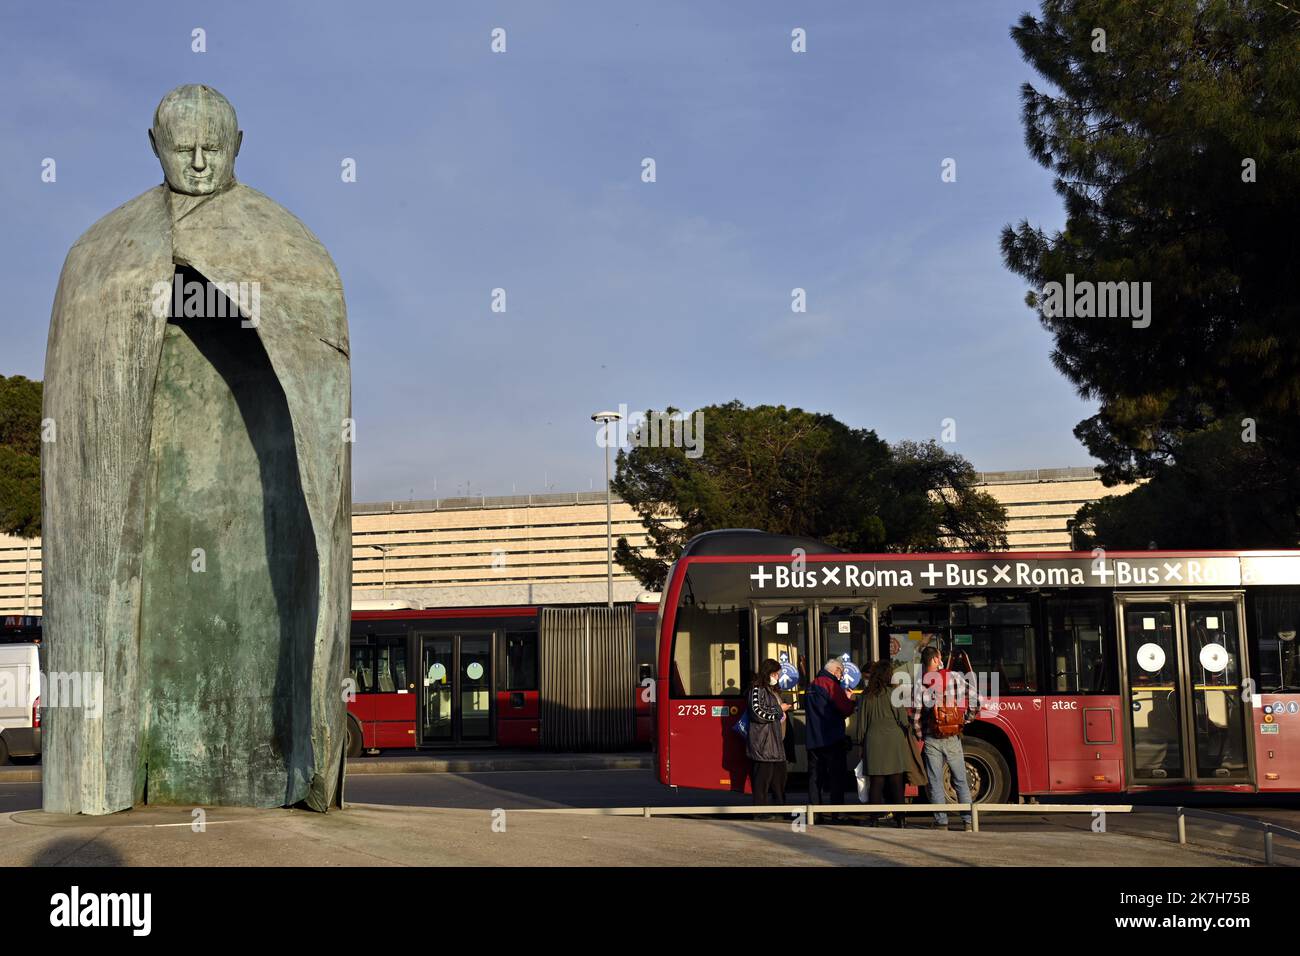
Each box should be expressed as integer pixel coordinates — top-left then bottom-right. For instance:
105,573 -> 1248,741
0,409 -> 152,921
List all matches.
0,375 -> 42,538
1001,0 -> 1300,546
610,401 -> 1007,589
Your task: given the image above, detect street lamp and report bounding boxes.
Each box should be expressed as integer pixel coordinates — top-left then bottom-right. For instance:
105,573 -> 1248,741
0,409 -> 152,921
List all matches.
591,410 -> 623,608
368,544 -> 395,599
23,540 -> 33,615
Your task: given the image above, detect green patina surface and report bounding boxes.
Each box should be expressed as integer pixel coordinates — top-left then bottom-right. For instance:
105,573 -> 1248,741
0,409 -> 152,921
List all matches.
136,306 -> 317,806
43,86 -> 351,814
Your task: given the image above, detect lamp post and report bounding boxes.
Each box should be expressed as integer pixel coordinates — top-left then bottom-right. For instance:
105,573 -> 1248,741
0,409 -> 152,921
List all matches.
23,540 -> 32,614
368,544 -> 395,600
591,410 -> 623,608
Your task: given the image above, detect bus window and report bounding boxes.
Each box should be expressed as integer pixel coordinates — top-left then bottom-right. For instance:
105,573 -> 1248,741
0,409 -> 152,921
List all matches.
505,632 -> 538,690
375,638 -> 408,693
1186,601 -> 1249,777
1045,597 -> 1110,694
350,644 -> 375,694
888,604 -> 947,627
952,600 -> 1038,693
758,605 -> 809,705
1251,589 -> 1300,692
634,614 -> 657,684
881,603 -> 945,674
670,603 -> 749,697
820,604 -> 870,677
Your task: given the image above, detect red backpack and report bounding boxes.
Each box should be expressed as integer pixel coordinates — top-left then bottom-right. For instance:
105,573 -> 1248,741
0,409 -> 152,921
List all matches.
928,665 -> 964,738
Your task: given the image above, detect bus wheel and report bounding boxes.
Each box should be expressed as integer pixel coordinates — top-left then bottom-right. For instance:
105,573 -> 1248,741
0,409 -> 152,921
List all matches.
0,736 -> 8,766
950,738 -> 1011,804
346,716 -> 364,758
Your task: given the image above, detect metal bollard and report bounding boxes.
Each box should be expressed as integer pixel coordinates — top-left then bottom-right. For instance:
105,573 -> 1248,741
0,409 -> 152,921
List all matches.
1176,807 -> 1186,845
971,805 -> 980,833
1264,826 -> 1274,865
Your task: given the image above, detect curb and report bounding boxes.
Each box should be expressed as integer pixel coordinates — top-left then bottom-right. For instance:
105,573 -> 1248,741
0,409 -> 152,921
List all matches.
1,754 -> 654,782
345,754 -> 654,775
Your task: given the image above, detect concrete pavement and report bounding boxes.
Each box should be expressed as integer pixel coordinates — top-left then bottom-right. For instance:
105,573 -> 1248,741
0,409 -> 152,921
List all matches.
0,802 -> 1255,867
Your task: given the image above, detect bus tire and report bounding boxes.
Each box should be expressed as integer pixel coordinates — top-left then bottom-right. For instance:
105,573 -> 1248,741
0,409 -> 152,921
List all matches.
346,715 -> 364,758
0,735 -> 8,766
959,737 -> 1012,804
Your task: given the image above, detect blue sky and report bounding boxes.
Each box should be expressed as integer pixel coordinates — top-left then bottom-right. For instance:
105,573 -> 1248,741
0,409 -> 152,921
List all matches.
0,1 -> 1087,501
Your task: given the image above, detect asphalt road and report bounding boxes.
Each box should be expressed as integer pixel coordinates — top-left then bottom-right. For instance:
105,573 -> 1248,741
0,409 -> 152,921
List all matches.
346,767 -> 751,809
0,781 -> 39,814
0,770 -> 749,814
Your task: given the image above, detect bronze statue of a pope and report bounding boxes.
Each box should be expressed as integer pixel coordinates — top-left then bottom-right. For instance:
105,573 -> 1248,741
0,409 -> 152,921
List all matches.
41,84 -> 351,814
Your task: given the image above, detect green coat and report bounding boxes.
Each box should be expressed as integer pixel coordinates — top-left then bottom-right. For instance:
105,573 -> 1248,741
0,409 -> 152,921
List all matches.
858,690 -> 914,777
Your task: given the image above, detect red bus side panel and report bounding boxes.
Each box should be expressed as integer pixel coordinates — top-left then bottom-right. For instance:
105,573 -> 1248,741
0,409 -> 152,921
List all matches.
975,701 -> 1048,795
1043,695 -> 1124,792
347,696 -> 373,745
370,691 -> 417,748
666,700 -> 751,792
1256,693 -> 1300,791
497,690 -> 540,748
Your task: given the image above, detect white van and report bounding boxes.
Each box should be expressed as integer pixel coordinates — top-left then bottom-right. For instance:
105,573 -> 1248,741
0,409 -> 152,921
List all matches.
0,643 -> 41,764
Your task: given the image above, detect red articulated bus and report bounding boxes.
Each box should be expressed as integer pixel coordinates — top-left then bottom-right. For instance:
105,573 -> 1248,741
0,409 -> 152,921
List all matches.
348,602 -> 659,755
656,530 -> 1300,800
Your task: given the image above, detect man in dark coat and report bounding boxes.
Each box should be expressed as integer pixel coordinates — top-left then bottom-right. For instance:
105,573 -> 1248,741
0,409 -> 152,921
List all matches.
805,658 -> 857,806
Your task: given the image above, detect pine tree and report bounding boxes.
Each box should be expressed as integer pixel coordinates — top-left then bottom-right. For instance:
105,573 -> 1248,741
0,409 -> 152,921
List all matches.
1002,0 -> 1300,545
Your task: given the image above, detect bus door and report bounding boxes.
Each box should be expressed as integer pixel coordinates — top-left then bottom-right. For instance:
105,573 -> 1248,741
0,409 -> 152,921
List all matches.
815,602 -> 876,676
754,603 -> 813,771
815,602 -> 876,770
419,631 -> 495,745
1116,593 -> 1253,786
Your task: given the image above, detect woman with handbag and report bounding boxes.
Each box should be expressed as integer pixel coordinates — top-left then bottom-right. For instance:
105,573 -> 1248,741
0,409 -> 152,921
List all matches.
747,658 -> 793,808
859,659 -> 914,827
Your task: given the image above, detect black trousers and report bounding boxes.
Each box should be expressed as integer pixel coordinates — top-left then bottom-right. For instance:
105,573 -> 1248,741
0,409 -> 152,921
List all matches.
808,742 -> 848,805
868,772 -> 906,806
752,761 -> 788,805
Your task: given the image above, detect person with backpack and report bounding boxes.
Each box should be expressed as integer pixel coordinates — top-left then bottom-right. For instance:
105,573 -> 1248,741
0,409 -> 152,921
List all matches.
747,658 -> 793,807
806,657 -> 858,808
912,644 -> 980,830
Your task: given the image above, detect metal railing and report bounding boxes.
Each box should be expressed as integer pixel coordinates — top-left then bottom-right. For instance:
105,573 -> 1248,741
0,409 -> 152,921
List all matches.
1133,805 -> 1300,865
517,802 -> 1129,831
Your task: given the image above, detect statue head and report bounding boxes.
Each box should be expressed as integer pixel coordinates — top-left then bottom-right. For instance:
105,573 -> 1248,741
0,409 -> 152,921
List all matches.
149,84 -> 242,196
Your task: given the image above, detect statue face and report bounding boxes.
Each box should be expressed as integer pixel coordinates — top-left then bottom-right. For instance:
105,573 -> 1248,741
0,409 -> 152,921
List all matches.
149,86 -> 242,196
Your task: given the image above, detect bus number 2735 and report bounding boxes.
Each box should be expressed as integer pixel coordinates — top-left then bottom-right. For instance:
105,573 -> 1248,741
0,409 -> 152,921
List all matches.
677,704 -> 709,717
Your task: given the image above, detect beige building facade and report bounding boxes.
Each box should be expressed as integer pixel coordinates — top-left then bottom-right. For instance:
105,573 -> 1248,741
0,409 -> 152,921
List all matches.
1,468 -> 1136,615
973,466 -> 1134,551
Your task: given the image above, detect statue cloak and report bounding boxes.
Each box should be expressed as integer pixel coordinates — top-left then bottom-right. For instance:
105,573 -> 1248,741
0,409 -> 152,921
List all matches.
41,182 -> 351,814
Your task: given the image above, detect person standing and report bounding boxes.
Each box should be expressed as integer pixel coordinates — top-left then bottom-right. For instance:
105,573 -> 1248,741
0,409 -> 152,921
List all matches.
859,659 -> 913,827
747,659 -> 793,807
912,645 -> 980,830
806,657 -> 857,808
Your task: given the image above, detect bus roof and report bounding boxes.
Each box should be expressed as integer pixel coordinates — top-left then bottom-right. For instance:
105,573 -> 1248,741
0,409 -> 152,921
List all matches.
680,529 -> 844,558
676,530 -> 1300,563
